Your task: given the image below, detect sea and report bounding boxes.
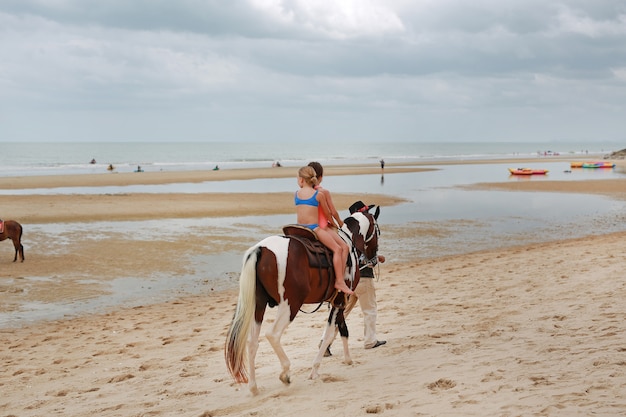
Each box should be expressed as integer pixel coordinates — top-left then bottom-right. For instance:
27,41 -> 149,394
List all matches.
0,140 -> 620,177
2,140 -> 626,326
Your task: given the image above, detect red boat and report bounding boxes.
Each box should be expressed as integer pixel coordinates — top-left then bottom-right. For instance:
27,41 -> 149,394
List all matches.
508,168 -> 549,175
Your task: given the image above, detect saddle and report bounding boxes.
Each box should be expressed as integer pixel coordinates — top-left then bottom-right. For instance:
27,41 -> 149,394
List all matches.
0,220 -> 3,234
282,225 -> 349,308
282,225 -> 332,270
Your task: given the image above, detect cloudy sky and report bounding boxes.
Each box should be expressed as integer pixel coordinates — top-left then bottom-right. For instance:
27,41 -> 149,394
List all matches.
1,0 -> 625,143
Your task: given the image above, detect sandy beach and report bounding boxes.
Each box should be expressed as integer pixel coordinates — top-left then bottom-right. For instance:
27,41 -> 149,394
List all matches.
1,161 -> 626,416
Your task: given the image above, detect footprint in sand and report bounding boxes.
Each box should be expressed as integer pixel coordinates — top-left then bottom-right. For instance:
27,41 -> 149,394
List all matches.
427,378 -> 456,391
108,374 -> 135,383
321,375 -> 347,383
364,403 -> 395,413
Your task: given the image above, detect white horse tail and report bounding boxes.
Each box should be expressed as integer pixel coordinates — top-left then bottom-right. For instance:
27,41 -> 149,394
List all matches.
225,245 -> 260,384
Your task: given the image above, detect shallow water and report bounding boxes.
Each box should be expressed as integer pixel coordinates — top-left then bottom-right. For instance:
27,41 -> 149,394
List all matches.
2,162 -> 626,327
1,161 -> 623,195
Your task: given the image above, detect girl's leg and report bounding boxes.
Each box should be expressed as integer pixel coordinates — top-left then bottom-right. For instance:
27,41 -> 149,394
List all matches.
332,233 -> 349,272
317,229 -> 354,294
329,231 -> 349,277
331,250 -> 353,294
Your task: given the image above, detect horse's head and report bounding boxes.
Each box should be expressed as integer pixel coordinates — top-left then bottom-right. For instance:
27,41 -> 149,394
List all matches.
342,203 -> 380,269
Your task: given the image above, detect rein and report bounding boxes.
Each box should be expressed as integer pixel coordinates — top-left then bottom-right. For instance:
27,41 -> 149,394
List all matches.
359,255 -> 379,270
299,300 -> 328,314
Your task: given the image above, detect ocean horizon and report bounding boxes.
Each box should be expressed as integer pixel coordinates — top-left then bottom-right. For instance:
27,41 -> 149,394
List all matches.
0,140 -> 620,178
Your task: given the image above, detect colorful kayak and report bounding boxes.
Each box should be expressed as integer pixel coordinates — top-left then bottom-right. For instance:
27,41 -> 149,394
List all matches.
582,162 -> 615,168
508,168 -> 549,175
571,161 -> 615,168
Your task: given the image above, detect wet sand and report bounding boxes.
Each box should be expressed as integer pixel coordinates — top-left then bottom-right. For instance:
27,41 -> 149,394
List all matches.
1,160 -> 625,416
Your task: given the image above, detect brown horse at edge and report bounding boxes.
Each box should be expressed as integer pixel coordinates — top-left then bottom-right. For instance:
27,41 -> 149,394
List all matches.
0,220 -> 25,262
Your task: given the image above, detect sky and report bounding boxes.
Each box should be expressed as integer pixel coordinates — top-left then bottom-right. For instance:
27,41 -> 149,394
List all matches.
1,0 -> 625,143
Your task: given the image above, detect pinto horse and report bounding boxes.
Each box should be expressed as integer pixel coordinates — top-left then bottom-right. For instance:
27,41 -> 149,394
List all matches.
225,207 -> 380,395
0,220 -> 25,262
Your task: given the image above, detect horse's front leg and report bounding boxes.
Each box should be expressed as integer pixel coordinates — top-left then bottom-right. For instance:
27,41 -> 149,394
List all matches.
265,303 -> 292,386
334,308 -> 352,365
310,314 -> 335,379
310,307 -> 352,379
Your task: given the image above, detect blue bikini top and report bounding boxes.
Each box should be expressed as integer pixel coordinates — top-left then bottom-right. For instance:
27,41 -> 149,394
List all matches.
294,190 -> 319,207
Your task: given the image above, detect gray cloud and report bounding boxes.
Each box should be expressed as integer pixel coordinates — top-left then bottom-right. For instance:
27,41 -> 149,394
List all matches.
1,0 -> 625,142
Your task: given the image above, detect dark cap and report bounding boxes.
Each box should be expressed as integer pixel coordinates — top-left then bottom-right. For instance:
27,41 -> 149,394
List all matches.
349,200 -> 376,214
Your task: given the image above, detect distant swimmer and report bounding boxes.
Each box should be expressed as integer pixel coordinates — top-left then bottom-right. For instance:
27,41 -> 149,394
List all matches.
90,158 -> 96,164
135,165 -> 144,173
213,165 -> 220,171
107,164 -> 115,171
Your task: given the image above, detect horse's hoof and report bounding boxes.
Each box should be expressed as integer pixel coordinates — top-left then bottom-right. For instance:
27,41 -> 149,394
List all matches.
309,364 -> 320,380
344,359 -> 353,365
279,373 -> 291,385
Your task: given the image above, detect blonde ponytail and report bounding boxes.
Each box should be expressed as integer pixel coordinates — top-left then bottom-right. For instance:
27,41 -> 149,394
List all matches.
298,166 -> 319,187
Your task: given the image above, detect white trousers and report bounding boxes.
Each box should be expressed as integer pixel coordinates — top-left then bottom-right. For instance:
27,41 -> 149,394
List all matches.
354,278 -> 378,348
